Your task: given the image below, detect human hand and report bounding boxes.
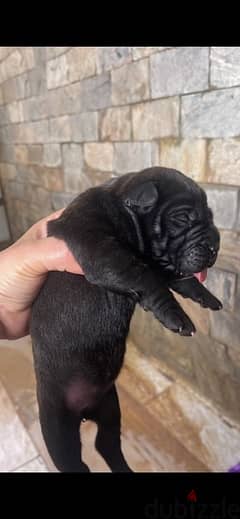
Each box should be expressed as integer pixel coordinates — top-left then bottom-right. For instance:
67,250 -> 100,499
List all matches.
0,210 -> 83,340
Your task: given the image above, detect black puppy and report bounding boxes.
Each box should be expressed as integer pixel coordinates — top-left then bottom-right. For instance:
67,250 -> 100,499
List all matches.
30,167 -> 222,472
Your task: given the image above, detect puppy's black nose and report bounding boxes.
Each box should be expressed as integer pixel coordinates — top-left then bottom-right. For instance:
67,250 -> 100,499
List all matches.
209,245 -> 216,256
207,245 -> 218,268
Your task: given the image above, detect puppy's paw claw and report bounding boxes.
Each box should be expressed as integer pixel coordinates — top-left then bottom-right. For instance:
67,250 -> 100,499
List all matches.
158,309 -> 195,337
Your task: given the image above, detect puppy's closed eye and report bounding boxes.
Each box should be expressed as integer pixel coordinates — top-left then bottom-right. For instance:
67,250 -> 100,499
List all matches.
167,213 -> 190,236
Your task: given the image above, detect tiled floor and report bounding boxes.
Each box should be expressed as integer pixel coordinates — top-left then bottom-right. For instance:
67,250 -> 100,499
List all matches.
0,337 -> 239,472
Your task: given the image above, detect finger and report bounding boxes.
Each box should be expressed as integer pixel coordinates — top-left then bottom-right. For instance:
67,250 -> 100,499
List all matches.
18,236 -> 84,276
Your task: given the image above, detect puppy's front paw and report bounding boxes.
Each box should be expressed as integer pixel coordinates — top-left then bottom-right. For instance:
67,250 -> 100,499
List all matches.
154,303 -> 196,337
196,289 -> 222,311
170,277 -> 222,311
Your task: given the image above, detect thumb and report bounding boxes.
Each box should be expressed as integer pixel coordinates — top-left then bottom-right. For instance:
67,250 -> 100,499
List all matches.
16,236 -> 84,277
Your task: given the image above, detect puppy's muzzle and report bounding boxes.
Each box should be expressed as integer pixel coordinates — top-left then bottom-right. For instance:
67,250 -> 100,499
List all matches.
179,242 -> 219,277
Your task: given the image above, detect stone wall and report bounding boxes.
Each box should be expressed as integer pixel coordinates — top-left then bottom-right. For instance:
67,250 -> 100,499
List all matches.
0,46 -> 240,422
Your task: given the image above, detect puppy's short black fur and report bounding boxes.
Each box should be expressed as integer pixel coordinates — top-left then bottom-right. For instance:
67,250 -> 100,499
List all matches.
30,167 -> 222,472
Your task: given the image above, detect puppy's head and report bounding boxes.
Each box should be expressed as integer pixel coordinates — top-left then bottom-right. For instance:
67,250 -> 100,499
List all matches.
118,167 -> 220,282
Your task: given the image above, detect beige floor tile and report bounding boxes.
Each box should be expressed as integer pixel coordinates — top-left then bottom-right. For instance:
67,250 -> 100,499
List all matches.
28,420 -> 58,472
0,381 -> 37,472
118,341 -> 173,404
14,456 -> 49,472
118,386 -> 209,472
81,421 -> 110,472
148,383 -> 240,472
0,336 -> 34,362
0,346 -> 38,429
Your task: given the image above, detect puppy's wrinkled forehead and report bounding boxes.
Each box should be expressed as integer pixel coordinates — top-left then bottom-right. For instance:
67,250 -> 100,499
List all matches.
120,171 -> 208,217
161,188 -> 209,219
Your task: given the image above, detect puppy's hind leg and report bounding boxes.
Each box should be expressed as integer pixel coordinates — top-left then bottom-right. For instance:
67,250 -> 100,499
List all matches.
38,392 -> 90,473
93,384 -> 133,473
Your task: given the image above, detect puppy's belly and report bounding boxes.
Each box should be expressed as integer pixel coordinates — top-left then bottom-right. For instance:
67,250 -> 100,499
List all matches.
31,271 -> 135,391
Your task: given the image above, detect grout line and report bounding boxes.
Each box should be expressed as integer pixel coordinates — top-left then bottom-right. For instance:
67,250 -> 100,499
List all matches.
126,340 -> 240,433
9,455 -> 41,473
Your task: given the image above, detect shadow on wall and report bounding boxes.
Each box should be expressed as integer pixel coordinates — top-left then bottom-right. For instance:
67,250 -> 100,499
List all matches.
0,180 -> 11,250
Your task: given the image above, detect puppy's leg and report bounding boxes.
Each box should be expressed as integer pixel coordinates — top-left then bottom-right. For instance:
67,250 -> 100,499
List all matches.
169,277 -> 222,311
93,385 -> 133,473
38,395 -> 90,473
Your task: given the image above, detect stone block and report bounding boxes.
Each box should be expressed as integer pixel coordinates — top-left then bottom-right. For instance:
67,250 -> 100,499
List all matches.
132,47 -> 170,60
159,139 -> 206,181
83,169 -> 113,188
15,164 -> 40,185
227,345 -> 240,380
27,145 -> 43,164
210,47 -> 240,88
202,184 -> 238,230
62,143 -> 84,192
14,145 -> 28,164
0,125 -> 12,143
182,88 -> 240,138
33,47 -> 47,63
43,144 -> 61,167
208,138 -> 240,186
66,47 -> 96,82
7,101 -> 24,123
205,267 -> 237,311
150,47 -> 209,98
38,166 -> 64,192
46,47 -> 70,60
1,78 -> 21,104
114,142 -> 153,173
47,82 -> 82,117
191,337 -> 231,390
0,107 -> 8,126
4,180 -> 26,200
47,53 -> 69,89
84,143 -> 113,171
70,112 -> 98,142
80,73 -> 111,111
11,121 -> 49,144
27,186 -> 52,220
0,47 -> 13,62
0,144 -> 15,163
132,98 -> 179,140
96,47 -> 131,73
112,59 -> 149,105
51,191 -> 77,211
100,107 -> 131,141
49,116 -> 71,143
22,95 -> 48,121
210,309 -> 240,350
0,48 -> 34,83
0,163 -> 17,181
24,67 -> 47,97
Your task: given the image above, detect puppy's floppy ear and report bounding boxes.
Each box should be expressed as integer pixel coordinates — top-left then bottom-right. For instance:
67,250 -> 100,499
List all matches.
124,182 -> 158,214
